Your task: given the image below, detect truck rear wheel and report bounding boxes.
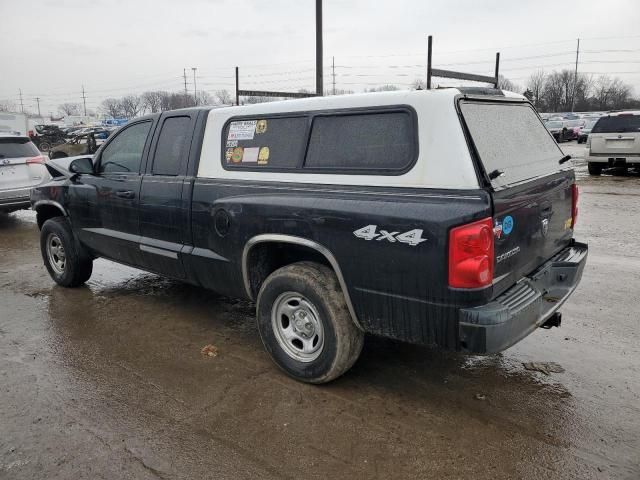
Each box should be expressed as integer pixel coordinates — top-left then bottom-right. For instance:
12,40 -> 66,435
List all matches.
256,261 -> 364,383
588,162 -> 603,176
40,217 -> 93,287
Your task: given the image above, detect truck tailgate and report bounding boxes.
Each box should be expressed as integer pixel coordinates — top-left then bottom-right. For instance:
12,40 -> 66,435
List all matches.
491,171 -> 574,295
458,98 -> 576,297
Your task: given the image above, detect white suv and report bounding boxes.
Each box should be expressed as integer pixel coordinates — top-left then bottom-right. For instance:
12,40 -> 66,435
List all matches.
0,135 -> 49,213
585,111 -> 640,175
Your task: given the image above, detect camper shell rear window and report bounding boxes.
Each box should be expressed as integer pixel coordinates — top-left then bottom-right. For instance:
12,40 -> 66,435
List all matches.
459,100 -> 565,189
221,106 -> 418,175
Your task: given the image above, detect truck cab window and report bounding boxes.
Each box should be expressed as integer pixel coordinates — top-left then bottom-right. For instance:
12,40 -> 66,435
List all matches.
99,121 -> 152,174
152,116 -> 191,176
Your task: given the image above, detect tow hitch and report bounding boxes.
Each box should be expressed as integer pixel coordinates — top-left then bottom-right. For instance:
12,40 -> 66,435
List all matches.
541,312 -> 562,329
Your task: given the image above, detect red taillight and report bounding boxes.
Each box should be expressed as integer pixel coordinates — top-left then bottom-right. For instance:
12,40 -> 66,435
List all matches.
26,155 -> 45,165
28,130 -> 34,137
571,183 -> 579,228
448,217 -> 494,288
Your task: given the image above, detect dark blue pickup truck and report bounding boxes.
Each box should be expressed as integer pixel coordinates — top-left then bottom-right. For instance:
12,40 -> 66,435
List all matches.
31,88 -> 587,383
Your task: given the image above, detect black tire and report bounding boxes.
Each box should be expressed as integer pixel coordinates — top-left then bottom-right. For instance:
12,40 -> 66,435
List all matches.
256,261 -> 364,384
40,217 -> 93,287
588,162 -> 603,176
39,141 -> 51,152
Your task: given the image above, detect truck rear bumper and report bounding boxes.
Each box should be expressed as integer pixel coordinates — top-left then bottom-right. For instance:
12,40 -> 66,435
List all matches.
586,154 -> 640,165
459,241 -> 588,354
0,189 -> 31,212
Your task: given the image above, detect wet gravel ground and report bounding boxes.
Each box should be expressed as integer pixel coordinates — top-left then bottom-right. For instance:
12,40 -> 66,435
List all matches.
1,142 -> 639,479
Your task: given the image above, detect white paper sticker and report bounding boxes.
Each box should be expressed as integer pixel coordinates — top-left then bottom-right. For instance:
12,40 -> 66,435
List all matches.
228,120 -> 256,141
226,139 -> 238,147
242,147 -> 259,163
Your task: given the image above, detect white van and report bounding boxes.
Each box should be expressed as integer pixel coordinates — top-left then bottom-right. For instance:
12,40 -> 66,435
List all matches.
585,111 -> 640,175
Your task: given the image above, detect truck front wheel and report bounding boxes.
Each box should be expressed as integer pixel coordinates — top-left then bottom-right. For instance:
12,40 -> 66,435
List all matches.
256,261 -> 364,383
40,217 -> 93,287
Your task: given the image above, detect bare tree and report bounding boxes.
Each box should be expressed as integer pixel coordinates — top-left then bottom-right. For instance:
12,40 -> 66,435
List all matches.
141,91 -> 164,113
0,99 -> 17,112
196,91 -> 214,106
609,78 -> 632,108
101,98 -> 123,118
215,89 -> 233,105
411,78 -> 427,90
58,102 -> 81,116
594,75 -> 614,110
498,75 -> 521,93
543,72 -> 565,112
159,91 -> 172,111
366,84 -> 399,92
120,95 -> 143,118
526,70 -> 546,109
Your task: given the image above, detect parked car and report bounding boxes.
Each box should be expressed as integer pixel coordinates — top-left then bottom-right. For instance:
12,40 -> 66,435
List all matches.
29,124 -> 68,152
585,111 -> 640,175
48,132 -> 99,159
544,120 -> 572,142
563,119 -> 585,140
31,88 -> 587,383
0,135 -> 49,213
577,118 -> 598,143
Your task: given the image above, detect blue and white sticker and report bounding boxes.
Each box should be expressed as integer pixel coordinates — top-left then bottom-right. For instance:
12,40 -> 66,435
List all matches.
502,215 -> 514,235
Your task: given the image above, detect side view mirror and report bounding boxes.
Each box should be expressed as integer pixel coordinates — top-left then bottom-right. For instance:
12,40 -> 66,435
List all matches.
69,157 -> 95,175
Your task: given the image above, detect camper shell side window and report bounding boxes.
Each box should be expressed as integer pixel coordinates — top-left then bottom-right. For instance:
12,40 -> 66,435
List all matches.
221,106 -> 418,175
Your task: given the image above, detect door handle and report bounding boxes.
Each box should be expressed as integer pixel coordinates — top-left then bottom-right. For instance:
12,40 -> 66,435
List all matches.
115,190 -> 135,199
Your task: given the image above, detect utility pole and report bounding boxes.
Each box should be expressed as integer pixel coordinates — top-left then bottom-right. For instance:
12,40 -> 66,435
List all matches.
183,68 -> 189,96
571,38 -> 580,112
426,35 -> 433,90
35,97 -> 41,117
18,89 -> 24,113
332,56 -> 336,95
192,67 -> 198,105
315,0 -> 323,96
81,85 -> 87,116
235,66 -> 239,106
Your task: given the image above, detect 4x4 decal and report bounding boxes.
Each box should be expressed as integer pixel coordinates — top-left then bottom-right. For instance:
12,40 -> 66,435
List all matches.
353,225 -> 427,246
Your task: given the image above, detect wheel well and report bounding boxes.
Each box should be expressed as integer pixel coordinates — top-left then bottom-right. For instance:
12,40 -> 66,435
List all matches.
245,242 -> 331,299
36,204 -> 66,229
50,152 -> 68,159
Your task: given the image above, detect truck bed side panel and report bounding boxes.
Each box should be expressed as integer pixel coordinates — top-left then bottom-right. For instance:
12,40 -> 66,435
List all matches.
188,179 -> 492,349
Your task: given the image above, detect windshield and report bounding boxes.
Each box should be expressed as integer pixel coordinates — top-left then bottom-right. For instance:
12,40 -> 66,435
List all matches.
460,101 -> 564,188
592,114 -> 640,133
546,121 -> 562,128
0,137 -> 40,158
584,119 -> 598,129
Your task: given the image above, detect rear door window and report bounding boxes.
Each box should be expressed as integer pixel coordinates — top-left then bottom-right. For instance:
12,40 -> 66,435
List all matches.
460,101 -> 564,188
304,111 -> 416,172
152,116 -> 191,176
0,138 -> 40,159
591,114 -> 640,133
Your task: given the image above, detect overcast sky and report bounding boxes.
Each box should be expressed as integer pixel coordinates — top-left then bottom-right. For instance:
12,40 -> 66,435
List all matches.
1,0 -> 639,116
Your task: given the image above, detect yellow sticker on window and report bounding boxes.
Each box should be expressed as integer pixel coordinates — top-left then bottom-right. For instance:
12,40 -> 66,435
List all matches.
258,146 -> 270,165
256,119 -> 268,134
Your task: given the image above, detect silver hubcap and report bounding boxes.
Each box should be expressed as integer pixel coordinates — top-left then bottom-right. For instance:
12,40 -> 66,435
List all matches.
46,233 -> 66,275
271,292 -> 324,362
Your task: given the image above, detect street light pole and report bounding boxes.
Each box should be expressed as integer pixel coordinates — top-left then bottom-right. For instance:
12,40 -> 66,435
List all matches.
192,67 -> 198,105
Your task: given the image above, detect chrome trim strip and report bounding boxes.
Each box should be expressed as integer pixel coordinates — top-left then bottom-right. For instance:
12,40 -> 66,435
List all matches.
194,180 -> 484,201
242,234 -> 363,331
139,244 -> 178,259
